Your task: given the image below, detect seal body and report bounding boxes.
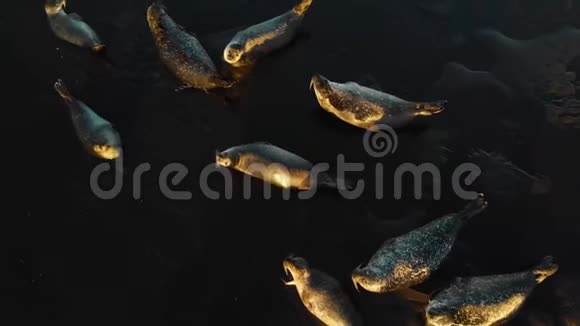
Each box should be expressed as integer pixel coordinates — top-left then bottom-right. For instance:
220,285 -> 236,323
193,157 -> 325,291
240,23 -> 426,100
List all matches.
54,79 -> 122,160
147,3 -> 232,91
216,142 -> 342,191
45,0 -> 104,51
283,256 -> 363,326
223,0 -> 313,67
426,257 -> 559,326
351,194 -> 487,293
310,74 -> 446,130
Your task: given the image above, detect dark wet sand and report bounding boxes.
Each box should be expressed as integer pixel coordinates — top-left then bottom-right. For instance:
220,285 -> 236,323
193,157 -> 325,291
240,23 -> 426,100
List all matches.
4,0 -> 580,324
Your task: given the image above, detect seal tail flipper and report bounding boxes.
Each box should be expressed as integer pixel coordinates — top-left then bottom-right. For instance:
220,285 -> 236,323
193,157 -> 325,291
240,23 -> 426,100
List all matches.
92,43 -> 106,52
293,0 -> 313,15
533,256 -> 559,284
397,288 -> 431,305
456,193 -> 488,221
220,79 -> 237,89
416,100 -> 447,116
315,172 -> 354,192
54,79 -> 74,104
92,45 -> 120,69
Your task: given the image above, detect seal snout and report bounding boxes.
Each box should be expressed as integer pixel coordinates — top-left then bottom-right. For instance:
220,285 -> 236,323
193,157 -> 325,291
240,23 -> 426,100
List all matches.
310,74 -> 333,99
351,265 -> 365,292
147,2 -> 168,28
224,43 -> 243,64
215,150 -> 233,168
282,255 -> 310,286
425,302 -> 449,321
351,263 -> 371,293
310,74 -> 326,90
533,256 -> 559,283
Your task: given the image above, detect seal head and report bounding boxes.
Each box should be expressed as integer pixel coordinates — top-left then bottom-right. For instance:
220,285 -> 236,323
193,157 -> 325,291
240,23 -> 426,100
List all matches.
283,255 -> 311,285
310,74 -> 333,98
223,42 -> 244,65
215,149 -> 240,168
45,0 -> 66,16
283,255 -> 363,326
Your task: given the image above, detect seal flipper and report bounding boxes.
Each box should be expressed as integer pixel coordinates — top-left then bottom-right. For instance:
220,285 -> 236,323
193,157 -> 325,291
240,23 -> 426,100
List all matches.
314,170 -> 354,191
415,100 -> 447,116
533,256 -> 559,284
293,0 -> 313,16
397,287 -> 431,305
54,79 -> 75,105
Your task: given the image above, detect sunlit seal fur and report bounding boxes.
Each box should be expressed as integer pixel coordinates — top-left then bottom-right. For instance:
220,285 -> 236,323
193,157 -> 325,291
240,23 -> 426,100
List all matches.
223,0 -> 313,67
54,79 -> 122,160
351,194 -> 488,293
310,74 -> 447,130
147,3 -> 233,91
426,256 -> 559,326
45,0 -> 104,51
283,255 -> 363,326
215,142 -> 347,191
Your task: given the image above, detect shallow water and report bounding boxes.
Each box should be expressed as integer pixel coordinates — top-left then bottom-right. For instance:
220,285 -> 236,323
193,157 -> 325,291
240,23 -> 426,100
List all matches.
5,0 -> 580,324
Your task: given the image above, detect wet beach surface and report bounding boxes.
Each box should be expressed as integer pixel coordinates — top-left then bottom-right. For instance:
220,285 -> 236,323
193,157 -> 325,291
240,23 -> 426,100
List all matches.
4,0 -> 580,324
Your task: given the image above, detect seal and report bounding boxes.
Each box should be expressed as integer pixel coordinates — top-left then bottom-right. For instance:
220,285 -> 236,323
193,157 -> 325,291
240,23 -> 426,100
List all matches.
45,0 -> 104,51
283,255 -> 363,326
310,74 -> 447,130
426,256 -> 559,326
215,142 -> 348,191
54,79 -> 122,160
223,0 -> 313,67
351,194 -> 488,293
147,2 -> 233,91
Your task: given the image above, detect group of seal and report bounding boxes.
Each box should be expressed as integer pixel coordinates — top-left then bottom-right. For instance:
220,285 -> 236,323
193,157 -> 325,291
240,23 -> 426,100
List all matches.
45,1 -> 560,325
281,195 -> 558,326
